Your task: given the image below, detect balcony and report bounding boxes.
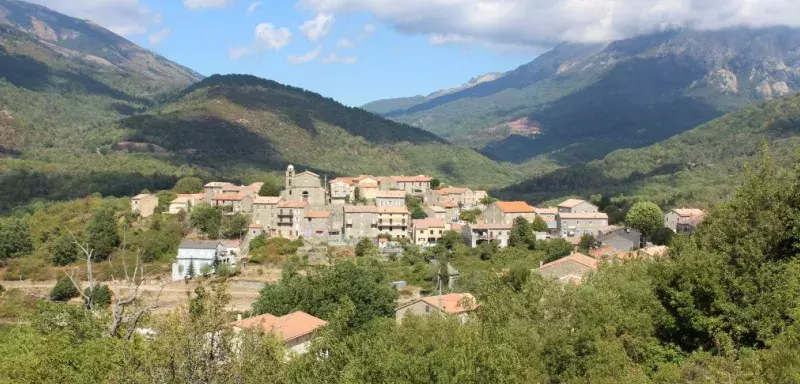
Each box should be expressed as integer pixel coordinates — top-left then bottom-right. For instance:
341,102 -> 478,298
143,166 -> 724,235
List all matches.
278,209 -> 293,217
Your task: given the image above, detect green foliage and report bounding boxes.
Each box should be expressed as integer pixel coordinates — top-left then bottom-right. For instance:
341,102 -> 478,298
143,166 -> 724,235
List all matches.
155,190 -> 177,214
355,237 -> 377,257
173,176 -> 204,193
411,209 -> 428,220
0,218 -> 33,259
650,227 -> 675,246
578,234 -> 599,254
501,265 -> 531,292
86,210 -> 118,260
190,203 -> 221,238
626,201 -> 664,236
221,213 -> 249,239
258,179 -> 282,197
459,208 -> 481,224
430,178 -> 441,189
200,264 -> 213,276
50,235 -> 78,266
509,216 -> 535,249
531,215 -> 549,232
252,260 -> 398,328
84,285 -> 112,309
248,237 -> 303,264
542,238 -> 574,262
249,234 -> 267,250
187,261 -> 196,279
438,230 -> 463,250
50,277 -> 79,302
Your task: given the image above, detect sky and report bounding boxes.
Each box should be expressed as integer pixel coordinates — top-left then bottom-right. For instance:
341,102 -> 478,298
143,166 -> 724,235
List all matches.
25,0 -> 800,106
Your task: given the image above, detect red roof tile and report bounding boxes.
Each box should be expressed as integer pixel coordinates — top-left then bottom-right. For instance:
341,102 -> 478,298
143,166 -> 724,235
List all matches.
494,201 -> 534,213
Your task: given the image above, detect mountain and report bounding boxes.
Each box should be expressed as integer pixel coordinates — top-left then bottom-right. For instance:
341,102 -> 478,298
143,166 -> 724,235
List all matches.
118,74 -> 519,187
497,94 -> 800,207
0,0 -> 202,152
361,72 -> 504,115
371,28 -> 800,164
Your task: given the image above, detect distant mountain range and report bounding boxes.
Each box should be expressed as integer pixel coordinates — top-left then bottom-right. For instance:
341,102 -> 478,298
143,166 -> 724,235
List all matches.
364,28 -> 800,164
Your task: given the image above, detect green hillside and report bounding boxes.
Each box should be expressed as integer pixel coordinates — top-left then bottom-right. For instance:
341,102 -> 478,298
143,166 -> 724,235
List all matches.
361,95 -> 427,115
498,94 -> 800,207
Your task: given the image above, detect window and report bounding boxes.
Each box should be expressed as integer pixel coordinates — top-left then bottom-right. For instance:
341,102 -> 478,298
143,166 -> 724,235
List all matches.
425,305 -> 430,313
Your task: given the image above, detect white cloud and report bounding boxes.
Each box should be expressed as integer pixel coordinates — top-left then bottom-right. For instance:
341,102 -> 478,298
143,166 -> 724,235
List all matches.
288,46 -> 323,64
299,0 -> 800,47
184,0 -> 236,10
229,22 -> 293,60
358,23 -> 376,39
246,2 -> 262,15
148,28 -> 172,45
25,0 -> 155,36
229,46 -> 252,60
337,37 -> 354,48
322,53 -> 358,64
300,13 -> 334,43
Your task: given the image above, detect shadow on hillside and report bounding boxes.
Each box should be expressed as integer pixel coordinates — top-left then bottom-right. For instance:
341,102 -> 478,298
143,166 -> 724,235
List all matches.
0,47 -> 149,105
481,56 -> 723,164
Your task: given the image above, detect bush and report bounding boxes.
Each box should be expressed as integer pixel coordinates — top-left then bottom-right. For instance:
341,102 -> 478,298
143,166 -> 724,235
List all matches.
355,237 -> 377,257
173,176 -> 204,194
86,210 -> 119,261
50,235 -> 78,266
249,234 -> 267,250
84,285 -> 112,309
50,277 -> 80,302
0,284 -> 5,294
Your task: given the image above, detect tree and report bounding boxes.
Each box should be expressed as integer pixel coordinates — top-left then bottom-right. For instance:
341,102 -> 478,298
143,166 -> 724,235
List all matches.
578,234 -> 599,254
430,178 -> 442,189
531,216 -> 549,232
480,195 -> 498,205
411,209 -> 428,220
258,180 -> 282,197
543,238 -> 574,262
173,176 -> 204,194
221,212 -> 249,239
188,261 -> 196,279
501,265 -> 530,292
355,237 -> 377,257
85,285 -> 112,309
252,260 -> 398,329
200,264 -> 213,276
51,234 -> 78,266
476,240 -> 497,260
509,217 -> 534,248
438,230 -> 463,250
0,218 -> 33,260
626,202 -> 663,239
650,227 -> 675,246
249,234 -> 268,250
155,191 -> 177,213
86,210 -> 119,260
190,203 -> 222,238
50,277 -> 80,301
353,187 -> 362,203
459,208 -> 482,224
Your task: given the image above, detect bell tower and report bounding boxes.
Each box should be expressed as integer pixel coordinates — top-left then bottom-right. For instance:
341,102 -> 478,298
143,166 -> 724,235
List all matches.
285,164 -> 295,191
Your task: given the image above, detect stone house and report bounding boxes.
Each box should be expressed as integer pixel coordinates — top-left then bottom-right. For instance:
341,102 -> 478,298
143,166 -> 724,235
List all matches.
557,212 -> 609,238
221,182 -> 263,199
537,252 -> 599,283
211,194 -> 253,213
276,201 -> 309,239
376,190 -> 406,207
395,293 -> 478,323
377,206 -> 410,240
231,311 -> 327,355
300,210 -> 332,243
329,178 -> 354,205
391,175 -> 432,195
664,208 -> 706,235
168,193 -> 205,214
462,223 -> 512,248
251,196 -> 283,236
131,193 -> 159,217
171,241 -> 230,281
483,201 -> 535,225
343,205 -> 379,241
557,199 -> 599,214
282,165 -> 327,207
204,181 -> 234,202
412,217 -> 449,246
424,205 -> 447,221
533,207 -> 559,236
597,227 -> 642,251
440,201 -> 461,223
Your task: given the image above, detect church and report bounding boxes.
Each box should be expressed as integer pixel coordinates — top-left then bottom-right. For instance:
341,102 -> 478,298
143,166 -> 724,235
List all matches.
280,165 -> 327,207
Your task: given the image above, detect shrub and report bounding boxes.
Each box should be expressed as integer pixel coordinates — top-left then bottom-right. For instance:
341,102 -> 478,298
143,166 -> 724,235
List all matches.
50,235 -> 78,266
84,285 -> 112,309
50,277 -> 80,302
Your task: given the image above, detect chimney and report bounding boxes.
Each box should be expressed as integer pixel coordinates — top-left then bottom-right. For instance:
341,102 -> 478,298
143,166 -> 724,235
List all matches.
237,314 -> 242,322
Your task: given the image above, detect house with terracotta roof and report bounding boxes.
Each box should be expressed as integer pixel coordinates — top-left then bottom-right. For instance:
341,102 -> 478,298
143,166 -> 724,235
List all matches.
131,193 -> 158,218
426,186 -> 474,207
222,182 -> 263,198
301,210 -> 332,243
329,178 -> 355,205
557,212 -> 609,238
231,311 -> 327,355
343,205 -> 379,241
597,227 -> 641,251
376,190 -> 406,207
395,293 -> 479,323
282,165 -> 327,207
462,223 -> 513,248
168,193 -> 206,214
664,208 -> 706,235
252,196 -> 283,235
533,207 -> 559,236
211,194 -> 253,213
412,217 -> 449,246
377,206 -> 410,239
439,201 -> 461,222
424,205 -> 447,221
276,201 -> 309,239
391,175 -> 432,195
483,201 -> 535,225
557,199 -> 599,214
537,252 -> 599,283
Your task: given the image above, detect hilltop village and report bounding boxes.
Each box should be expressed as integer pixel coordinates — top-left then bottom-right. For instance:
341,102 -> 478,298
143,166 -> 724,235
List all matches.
129,165 -> 706,282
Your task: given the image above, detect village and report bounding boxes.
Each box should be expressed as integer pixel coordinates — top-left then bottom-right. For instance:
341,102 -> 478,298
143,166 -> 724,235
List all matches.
125,165 -> 709,354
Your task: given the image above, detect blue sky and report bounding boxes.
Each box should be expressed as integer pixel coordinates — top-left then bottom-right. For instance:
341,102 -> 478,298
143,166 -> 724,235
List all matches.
28,0 -> 800,106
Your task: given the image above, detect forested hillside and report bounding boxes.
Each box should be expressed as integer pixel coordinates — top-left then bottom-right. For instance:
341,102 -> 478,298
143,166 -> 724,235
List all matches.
370,28 -> 800,164
498,94 -> 800,207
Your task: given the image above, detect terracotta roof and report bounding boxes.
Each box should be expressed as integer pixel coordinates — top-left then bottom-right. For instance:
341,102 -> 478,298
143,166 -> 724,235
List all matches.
558,199 -> 587,208
330,177 -> 355,185
420,293 -> 478,314
438,187 -> 470,195
344,205 -> 379,213
640,245 -> 668,257
253,196 -> 283,205
539,252 -> 599,271
359,183 -> 379,188
533,207 -> 559,215
471,223 -> 513,230
426,205 -> 446,213
474,190 -> 488,198
391,175 -> 432,182
450,223 -> 463,231
440,201 -> 459,208
132,193 -> 154,200
558,213 -> 609,219
278,201 -> 308,208
248,223 -> 262,228
212,193 -> 248,201
171,196 -> 192,204
590,244 -> 625,257
248,182 -> 264,191
597,225 -> 620,233
306,210 -> 330,218
231,311 -> 327,342
376,190 -> 406,198
178,193 -> 205,199
413,217 -> 446,229
378,206 -> 409,214
204,182 -> 233,188
563,236 -> 582,246
225,240 -> 241,247
673,208 -> 705,217
297,170 -> 320,178
494,201 -> 534,213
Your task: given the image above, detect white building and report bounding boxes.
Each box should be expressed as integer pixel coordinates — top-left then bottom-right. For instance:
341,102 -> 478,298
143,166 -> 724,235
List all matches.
171,241 -> 232,281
